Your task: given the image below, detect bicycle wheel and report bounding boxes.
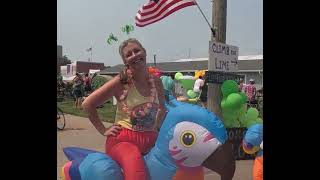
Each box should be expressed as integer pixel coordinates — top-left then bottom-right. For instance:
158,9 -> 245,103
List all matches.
57,107 -> 66,130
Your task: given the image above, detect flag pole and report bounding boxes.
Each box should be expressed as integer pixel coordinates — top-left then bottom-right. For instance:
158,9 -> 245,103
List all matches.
90,46 -> 93,62
194,0 -> 215,37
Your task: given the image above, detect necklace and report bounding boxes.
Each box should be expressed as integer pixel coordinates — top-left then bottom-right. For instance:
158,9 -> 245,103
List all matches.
119,74 -> 157,118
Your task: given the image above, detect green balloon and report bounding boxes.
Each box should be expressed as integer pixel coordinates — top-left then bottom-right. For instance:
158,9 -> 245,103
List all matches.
222,114 -> 237,128
221,80 -> 239,97
224,118 -> 240,128
239,109 -> 246,118
223,119 -> 233,128
222,112 -> 230,121
232,120 -> 240,128
238,104 -> 247,116
160,76 -> 174,91
129,25 -> 134,31
180,78 -> 195,90
224,93 -> 243,110
222,110 -> 238,121
239,116 -> 247,127
174,72 -> 183,80
239,92 -> 248,104
256,117 -> 263,124
246,119 -> 260,128
246,108 -> 259,121
221,98 -> 227,109
222,112 -> 238,128
187,90 -> 197,99
222,109 -> 241,122
242,104 -> 248,112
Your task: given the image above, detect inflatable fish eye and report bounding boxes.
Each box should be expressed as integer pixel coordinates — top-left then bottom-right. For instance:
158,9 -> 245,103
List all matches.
180,130 -> 196,147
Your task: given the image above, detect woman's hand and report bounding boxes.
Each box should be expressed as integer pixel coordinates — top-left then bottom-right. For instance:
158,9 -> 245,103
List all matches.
104,124 -> 122,137
82,75 -> 123,136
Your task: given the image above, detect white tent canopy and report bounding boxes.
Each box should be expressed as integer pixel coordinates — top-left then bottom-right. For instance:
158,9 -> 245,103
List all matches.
62,75 -> 76,82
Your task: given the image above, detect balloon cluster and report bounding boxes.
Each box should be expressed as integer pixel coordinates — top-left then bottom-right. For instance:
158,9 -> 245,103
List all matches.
220,80 -> 262,128
106,33 -> 118,45
106,24 -> 135,46
121,24 -> 134,35
174,72 -> 198,99
148,67 -> 162,77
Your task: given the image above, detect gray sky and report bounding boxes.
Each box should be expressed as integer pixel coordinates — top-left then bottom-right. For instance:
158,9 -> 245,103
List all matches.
57,0 -> 262,66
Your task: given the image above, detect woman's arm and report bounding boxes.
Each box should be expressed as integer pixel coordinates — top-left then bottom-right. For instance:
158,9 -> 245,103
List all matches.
82,75 -> 122,135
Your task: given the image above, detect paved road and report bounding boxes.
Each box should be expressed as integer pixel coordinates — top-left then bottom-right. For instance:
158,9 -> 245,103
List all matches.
57,114 -> 253,180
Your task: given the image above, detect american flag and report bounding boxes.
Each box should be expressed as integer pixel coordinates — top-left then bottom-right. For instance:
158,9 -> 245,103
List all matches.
135,0 -> 196,27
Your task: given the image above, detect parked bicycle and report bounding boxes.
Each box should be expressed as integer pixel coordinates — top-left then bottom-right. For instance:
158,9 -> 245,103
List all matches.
57,106 -> 66,130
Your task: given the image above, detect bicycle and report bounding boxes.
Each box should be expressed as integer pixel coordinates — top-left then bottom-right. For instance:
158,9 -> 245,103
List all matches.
57,106 -> 66,130
247,99 -> 263,118
247,98 -> 258,109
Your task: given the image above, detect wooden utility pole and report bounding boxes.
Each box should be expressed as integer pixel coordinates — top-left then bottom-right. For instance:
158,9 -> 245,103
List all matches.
207,0 -> 227,119
206,3 -> 236,180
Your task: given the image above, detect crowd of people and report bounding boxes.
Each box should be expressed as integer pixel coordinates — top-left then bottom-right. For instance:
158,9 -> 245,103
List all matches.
169,76 -> 262,111
57,71 -> 262,113
57,72 -> 93,109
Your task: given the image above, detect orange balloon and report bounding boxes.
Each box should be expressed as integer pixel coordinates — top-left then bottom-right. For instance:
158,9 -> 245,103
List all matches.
253,156 -> 263,180
148,67 -> 156,73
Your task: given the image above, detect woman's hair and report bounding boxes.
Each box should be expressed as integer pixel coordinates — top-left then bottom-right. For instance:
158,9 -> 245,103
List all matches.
119,38 -> 146,62
119,68 -> 130,84
118,38 -> 146,84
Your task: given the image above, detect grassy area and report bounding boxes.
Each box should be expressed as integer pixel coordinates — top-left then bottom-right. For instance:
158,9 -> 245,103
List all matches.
57,99 -> 117,123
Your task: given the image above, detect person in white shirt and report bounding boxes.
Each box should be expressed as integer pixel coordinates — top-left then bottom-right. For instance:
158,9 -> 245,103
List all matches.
238,78 -> 246,92
193,76 -> 204,93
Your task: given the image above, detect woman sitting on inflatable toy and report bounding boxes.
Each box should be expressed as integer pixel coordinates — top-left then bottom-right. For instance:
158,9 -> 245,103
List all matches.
82,38 -> 167,180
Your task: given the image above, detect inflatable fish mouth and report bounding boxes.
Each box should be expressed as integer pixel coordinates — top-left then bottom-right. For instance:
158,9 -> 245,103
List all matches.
174,157 -> 189,167
203,133 -> 214,143
169,149 -> 182,156
202,142 -> 236,180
